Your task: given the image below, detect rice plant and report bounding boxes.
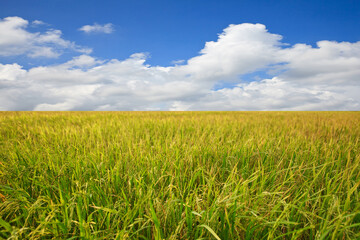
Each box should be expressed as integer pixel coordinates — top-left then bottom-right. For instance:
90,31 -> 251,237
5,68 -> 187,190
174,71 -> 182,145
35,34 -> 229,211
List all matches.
0,111 -> 359,239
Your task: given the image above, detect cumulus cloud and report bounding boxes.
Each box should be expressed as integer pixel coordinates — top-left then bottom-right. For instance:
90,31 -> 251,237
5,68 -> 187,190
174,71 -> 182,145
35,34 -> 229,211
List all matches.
32,20 -> 45,26
79,23 -> 114,34
0,21 -> 359,110
0,63 -> 26,81
0,16 -> 91,58
279,41 -> 360,85
171,59 -> 185,65
180,78 -> 359,111
180,24 -> 284,82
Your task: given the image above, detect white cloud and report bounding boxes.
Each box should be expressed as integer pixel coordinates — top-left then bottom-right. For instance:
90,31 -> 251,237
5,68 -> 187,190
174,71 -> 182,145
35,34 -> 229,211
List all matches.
64,54 -> 105,67
32,20 -> 45,26
180,24 -> 283,82
0,16 -> 91,58
0,21 -> 359,110
184,78 -> 359,111
279,41 -> 360,85
79,23 -> 114,34
0,63 -> 26,81
171,59 -> 185,65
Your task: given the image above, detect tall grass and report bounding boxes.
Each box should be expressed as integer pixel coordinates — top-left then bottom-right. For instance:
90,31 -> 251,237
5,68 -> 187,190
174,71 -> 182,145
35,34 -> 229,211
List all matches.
0,112 -> 359,239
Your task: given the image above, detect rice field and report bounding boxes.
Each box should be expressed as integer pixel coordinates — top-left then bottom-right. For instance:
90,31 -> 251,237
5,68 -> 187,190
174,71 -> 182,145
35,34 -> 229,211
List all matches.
0,111 -> 359,239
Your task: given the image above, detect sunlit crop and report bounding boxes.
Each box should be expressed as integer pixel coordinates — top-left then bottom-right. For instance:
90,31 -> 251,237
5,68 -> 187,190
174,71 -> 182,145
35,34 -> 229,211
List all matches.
0,112 -> 359,239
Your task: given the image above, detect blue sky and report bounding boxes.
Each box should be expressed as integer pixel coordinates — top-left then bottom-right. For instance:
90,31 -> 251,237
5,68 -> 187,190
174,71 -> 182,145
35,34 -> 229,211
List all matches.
2,0 -> 359,66
0,0 -> 360,110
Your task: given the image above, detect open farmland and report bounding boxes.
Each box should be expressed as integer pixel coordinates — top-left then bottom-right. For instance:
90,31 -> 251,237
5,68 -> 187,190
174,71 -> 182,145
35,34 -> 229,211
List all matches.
0,112 -> 359,239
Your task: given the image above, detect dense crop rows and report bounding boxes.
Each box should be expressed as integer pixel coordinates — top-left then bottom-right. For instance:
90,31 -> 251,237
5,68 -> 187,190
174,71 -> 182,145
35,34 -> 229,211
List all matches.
0,112 -> 359,239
